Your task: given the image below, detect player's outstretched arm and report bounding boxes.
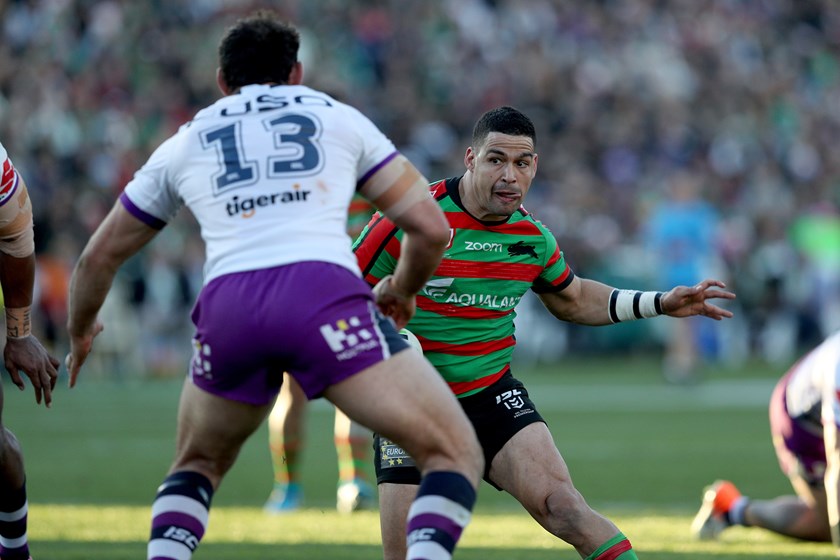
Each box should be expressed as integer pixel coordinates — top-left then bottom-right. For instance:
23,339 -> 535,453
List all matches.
66,202 -> 159,387
538,276 -> 735,326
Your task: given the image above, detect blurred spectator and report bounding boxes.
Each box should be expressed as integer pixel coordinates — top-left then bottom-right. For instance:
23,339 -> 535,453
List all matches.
2,0 -> 839,374
643,171 -> 724,383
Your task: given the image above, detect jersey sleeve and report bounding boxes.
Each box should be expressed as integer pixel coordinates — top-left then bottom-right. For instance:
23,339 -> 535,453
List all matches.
531,225 -> 575,293
344,106 -> 398,188
120,135 -> 183,229
352,211 -> 401,287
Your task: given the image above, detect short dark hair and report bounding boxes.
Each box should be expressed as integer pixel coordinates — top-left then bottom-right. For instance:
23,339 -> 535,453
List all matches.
472,106 -> 536,148
218,11 -> 300,91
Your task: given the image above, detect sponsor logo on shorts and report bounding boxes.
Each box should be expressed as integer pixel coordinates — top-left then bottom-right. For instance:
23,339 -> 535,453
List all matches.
496,389 -> 525,409
379,438 -> 416,469
320,316 -> 378,361
496,388 -> 535,418
190,339 -> 212,379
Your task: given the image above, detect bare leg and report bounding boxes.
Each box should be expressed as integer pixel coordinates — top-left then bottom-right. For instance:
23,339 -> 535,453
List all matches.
324,349 -> 483,560
0,380 -> 30,560
379,483 -> 418,560
744,475 -> 830,541
334,407 -> 374,512
490,423 -> 629,558
265,373 -> 307,511
147,379 -> 273,560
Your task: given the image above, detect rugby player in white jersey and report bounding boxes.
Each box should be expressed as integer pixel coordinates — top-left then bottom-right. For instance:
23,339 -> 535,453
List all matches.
0,142 -> 61,560
693,330 -> 840,556
65,11 -> 482,560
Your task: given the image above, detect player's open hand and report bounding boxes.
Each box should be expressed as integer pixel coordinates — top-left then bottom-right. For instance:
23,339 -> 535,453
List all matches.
661,279 -> 736,320
65,320 -> 104,388
4,335 -> 61,407
372,275 -> 416,330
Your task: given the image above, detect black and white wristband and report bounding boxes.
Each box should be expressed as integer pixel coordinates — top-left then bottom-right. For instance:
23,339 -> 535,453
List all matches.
608,289 -> 664,323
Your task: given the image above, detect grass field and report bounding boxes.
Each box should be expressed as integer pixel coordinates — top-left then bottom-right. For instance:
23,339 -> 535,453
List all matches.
5,354 -> 830,559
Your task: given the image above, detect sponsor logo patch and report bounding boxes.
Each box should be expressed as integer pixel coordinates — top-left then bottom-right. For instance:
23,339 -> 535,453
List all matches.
508,240 -> 538,259
378,438 -> 416,469
320,316 -> 378,361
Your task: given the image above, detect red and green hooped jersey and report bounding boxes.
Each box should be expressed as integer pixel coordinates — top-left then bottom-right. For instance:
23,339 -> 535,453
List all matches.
353,176 -> 574,397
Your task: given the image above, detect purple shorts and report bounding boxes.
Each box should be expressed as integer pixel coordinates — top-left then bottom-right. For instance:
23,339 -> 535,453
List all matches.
188,262 -> 408,405
769,371 -> 826,485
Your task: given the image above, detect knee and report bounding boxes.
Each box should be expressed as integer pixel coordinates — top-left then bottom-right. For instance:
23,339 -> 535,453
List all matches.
171,452 -> 235,489
415,429 -> 484,485
541,484 -> 592,540
0,427 -> 23,471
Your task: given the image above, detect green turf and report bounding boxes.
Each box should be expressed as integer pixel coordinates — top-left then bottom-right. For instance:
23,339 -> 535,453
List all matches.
4,354 -> 830,558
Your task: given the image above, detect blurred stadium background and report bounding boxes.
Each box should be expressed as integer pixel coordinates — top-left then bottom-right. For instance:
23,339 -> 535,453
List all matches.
1,1 -> 839,557
4,0 -> 840,377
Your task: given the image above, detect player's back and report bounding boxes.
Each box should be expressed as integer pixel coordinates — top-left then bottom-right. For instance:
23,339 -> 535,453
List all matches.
124,84 -> 396,284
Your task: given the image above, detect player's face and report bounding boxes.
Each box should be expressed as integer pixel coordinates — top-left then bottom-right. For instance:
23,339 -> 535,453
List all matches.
464,132 -> 538,221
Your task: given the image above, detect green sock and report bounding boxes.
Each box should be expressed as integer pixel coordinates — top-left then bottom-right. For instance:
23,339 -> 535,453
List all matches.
585,532 -> 638,560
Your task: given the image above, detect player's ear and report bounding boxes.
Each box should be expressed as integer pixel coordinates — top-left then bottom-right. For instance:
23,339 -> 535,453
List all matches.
216,68 -> 232,95
464,146 -> 475,172
288,62 -> 304,85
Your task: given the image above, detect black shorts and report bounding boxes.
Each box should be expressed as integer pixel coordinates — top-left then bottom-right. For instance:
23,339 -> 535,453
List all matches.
373,370 -> 545,490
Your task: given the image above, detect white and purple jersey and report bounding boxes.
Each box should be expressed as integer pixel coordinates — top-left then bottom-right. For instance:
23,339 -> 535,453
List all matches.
770,330 -> 840,483
785,330 -> 840,432
121,84 -> 397,284
0,141 -> 21,206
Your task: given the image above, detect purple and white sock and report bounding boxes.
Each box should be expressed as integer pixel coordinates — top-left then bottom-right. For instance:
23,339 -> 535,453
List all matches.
147,471 -> 214,560
406,471 -> 476,560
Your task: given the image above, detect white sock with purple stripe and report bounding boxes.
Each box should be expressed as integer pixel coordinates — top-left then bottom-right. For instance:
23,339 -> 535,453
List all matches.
406,471 -> 476,560
147,471 -> 214,560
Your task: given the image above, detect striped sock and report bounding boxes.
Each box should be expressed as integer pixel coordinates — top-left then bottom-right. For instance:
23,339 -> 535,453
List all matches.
147,471 -> 214,560
0,480 -> 29,560
335,434 -> 371,484
269,434 -> 302,487
406,471 -> 476,560
585,532 -> 638,560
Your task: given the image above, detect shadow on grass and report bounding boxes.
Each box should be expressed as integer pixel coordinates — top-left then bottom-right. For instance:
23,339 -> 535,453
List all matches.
33,541 -> 821,560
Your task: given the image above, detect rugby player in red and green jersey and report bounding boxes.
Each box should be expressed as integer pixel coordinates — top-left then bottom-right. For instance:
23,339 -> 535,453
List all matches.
354,106 -> 737,560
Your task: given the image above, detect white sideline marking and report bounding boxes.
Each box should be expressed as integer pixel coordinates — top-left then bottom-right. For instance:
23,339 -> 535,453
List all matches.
311,378 -> 776,412
515,378 -> 774,412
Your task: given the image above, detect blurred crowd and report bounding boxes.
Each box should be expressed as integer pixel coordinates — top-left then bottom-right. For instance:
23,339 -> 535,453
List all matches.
1,0 -> 839,377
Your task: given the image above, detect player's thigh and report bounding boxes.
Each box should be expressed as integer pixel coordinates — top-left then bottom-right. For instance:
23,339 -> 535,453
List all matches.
323,349 -> 476,468
174,379 -> 273,469
489,422 -> 572,512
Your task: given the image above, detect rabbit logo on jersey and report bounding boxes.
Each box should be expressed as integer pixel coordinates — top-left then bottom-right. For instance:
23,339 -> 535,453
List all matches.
320,316 -> 378,360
